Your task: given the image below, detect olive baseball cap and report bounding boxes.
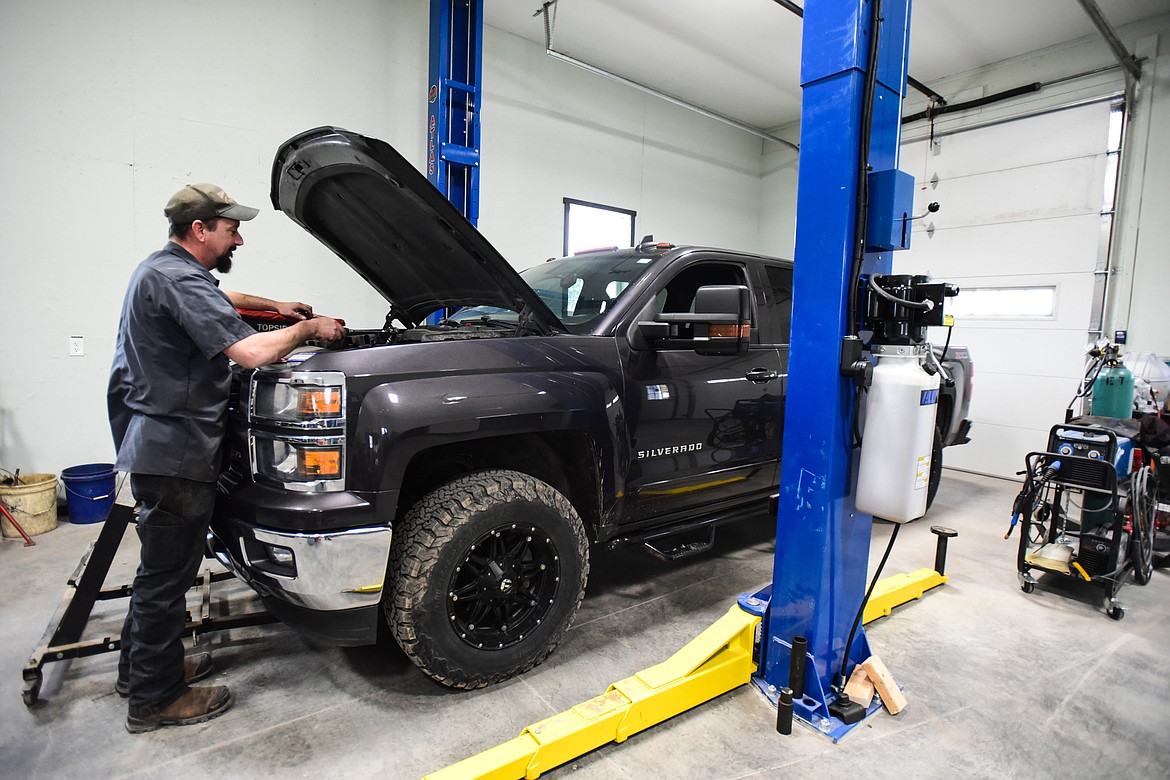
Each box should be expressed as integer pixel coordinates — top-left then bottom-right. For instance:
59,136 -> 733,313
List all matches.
164,183 -> 260,224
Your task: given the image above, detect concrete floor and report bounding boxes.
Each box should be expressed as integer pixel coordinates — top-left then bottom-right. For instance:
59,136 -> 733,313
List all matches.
2,470 -> 1169,779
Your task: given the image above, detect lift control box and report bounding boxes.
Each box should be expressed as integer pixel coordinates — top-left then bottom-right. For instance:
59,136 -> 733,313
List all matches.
866,168 -> 915,251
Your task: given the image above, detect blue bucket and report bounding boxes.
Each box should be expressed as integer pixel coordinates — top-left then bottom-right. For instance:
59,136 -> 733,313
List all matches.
61,463 -> 117,524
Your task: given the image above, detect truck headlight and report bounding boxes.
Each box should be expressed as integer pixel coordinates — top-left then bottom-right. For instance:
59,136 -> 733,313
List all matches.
251,432 -> 346,492
248,370 -> 347,492
251,372 -> 346,427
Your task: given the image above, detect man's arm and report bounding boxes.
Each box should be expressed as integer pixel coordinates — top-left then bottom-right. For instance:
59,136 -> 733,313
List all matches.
223,317 -> 346,369
225,291 -> 314,320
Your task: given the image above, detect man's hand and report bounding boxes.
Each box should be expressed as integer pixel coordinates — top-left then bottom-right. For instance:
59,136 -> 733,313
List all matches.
274,301 -> 314,320
306,316 -> 346,343
225,292 -> 314,319
225,316 -> 346,369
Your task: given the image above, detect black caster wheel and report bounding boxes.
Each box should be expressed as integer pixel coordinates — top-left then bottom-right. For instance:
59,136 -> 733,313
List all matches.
22,671 -> 42,706
1021,581 -> 1035,594
1108,604 -> 1126,621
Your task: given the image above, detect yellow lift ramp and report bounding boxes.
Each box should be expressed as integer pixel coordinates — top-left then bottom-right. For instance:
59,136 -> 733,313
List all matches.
427,525 -> 957,780
425,605 -> 761,780
863,527 -> 957,623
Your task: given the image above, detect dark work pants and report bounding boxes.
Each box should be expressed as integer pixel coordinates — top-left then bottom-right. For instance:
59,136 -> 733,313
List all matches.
118,474 -> 216,716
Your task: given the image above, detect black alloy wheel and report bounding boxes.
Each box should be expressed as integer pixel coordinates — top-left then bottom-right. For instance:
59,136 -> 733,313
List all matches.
448,522 -> 560,650
386,469 -> 589,689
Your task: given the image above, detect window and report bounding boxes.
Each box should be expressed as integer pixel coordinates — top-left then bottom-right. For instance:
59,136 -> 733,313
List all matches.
946,286 -> 1057,319
652,262 -> 757,344
563,198 -> 636,256
761,265 -> 793,344
448,249 -> 664,334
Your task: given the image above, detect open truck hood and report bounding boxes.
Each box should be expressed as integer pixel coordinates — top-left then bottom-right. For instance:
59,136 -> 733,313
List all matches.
271,126 -> 564,332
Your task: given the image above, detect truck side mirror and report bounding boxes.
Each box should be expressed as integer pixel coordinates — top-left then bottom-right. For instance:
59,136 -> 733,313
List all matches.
633,285 -> 751,356
631,320 -> 671,350
689,285 -> 751,355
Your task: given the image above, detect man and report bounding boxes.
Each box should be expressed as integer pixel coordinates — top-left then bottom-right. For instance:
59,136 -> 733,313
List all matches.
108,183 -> 345,734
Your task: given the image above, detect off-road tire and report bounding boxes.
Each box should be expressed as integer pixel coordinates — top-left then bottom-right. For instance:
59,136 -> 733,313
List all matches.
925,427 -> 944,512
385,469 -> 589,689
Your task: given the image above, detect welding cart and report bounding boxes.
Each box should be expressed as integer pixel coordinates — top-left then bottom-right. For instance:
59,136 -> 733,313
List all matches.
1011,420 -> 1157,619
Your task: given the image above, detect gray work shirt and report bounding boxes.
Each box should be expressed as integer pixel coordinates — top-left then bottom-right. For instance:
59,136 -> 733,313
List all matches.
108,242 -> 256,482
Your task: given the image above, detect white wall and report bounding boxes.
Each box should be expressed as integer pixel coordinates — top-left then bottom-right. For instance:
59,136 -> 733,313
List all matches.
1,0 -> 435,476
478,26 -> 766,269
891,13 -> 1170,475
896,102 -> 1115,477
898,12 -> 1170,360
1117,24 -> 1170,357
757,128 -> 800,259
0,1 -> 770,476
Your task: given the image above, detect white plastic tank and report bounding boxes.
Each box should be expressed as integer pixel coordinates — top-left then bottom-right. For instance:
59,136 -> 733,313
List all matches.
1122,351 -> 1170,413
855,346 -> 941,522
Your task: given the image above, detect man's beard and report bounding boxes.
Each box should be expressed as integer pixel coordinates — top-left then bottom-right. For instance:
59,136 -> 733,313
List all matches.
215,251 -> 233,273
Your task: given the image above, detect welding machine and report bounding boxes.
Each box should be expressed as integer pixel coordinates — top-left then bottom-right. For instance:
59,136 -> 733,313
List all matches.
1008,416 -> 1155,620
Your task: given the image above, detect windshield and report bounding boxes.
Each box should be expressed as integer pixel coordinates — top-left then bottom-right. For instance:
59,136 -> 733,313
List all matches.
449,249 -> 664,333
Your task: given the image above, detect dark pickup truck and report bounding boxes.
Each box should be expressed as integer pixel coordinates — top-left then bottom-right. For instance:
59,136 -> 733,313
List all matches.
210,127 -> 972,689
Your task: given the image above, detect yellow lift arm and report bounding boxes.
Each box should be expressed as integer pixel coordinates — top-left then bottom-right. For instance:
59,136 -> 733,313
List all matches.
862,568 -> 947,624
425,605 -> 761,780
428,551 -> 951,780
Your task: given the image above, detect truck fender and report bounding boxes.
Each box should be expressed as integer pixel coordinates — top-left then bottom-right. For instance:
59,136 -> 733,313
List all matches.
351,371 -> 628,508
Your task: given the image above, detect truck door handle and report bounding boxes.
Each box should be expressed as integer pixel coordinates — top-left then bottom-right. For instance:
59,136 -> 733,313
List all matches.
745,367 -> 778,383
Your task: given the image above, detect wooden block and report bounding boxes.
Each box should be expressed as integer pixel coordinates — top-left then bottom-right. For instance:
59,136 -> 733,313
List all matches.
861,655 -> 907,715
844,666 -> 874,707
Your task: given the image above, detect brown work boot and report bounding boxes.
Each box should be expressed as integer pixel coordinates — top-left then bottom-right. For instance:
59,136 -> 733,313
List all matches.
115,652 -> 214,697
125,685 -> 233,734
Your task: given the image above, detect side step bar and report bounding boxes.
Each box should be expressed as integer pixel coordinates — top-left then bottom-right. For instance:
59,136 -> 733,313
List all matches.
606,498 -> 779,561
643,526 -> 715,561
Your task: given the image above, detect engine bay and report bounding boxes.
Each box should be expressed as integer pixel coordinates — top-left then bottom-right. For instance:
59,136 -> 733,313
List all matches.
319,322 -> 510,350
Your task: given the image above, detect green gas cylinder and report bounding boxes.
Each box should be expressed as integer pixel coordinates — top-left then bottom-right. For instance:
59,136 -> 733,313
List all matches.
1090,361 -> 1134,418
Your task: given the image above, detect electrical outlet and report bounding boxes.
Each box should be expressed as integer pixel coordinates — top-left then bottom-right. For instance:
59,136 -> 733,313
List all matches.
69,336 -> 85,357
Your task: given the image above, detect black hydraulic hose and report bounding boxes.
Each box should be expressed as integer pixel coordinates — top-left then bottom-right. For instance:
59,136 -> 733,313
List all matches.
846,0 -> 884,337
1005,460 -> 1062,539
852,384 -> 865,449
836,522 -> 900,690
1067,352 -> 1108,412
868,274 -> 933,311
903,82 -> 1042,124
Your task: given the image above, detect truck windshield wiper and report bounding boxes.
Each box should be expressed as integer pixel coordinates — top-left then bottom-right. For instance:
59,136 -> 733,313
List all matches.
441,315 -> 519,329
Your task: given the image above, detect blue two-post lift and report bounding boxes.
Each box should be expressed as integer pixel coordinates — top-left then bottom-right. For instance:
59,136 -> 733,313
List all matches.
749,0 -> 915,737
426,0 -> 483,327
427,0 -> 927,775
427,0 -> 483,228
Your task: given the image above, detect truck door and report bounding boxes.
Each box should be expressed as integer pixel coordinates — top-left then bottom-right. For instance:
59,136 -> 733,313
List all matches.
620,257 -> 786,524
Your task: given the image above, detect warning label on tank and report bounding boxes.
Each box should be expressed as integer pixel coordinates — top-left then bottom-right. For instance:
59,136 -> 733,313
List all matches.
915,455 -> 931,490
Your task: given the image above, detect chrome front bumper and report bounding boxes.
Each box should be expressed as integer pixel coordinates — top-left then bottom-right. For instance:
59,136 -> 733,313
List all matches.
209,522 -> 392,613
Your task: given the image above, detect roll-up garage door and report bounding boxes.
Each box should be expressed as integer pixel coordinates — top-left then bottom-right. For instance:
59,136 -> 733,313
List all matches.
894,100 -> 1118,478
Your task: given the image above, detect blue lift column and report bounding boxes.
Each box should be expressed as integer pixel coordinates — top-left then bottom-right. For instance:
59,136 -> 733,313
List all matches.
427,0 -> 483,226
749,0 -> 913,740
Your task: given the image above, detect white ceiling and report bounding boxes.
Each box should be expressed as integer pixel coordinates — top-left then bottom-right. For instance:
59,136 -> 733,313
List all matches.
484,0 -> 1165,129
